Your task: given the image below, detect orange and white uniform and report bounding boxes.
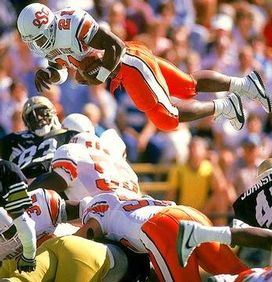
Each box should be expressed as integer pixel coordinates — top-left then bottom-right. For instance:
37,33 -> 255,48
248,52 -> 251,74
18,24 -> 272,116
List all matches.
51,136 -> 140,200
38,7 -> 99,68
37,8 -> 196,131
111,41 -> 197,131
81,191 -> 248,282
0,188 -> 65,260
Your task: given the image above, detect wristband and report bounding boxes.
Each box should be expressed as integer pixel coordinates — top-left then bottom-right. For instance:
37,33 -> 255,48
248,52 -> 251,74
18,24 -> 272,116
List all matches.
96,67 -> 111,82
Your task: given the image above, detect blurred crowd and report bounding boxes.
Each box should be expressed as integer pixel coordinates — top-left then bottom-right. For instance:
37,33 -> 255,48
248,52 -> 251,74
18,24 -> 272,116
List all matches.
1,0 -> 272,225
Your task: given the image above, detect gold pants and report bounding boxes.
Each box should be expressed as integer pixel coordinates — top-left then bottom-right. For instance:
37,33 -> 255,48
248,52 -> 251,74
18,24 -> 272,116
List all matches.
0,235 -> 110,282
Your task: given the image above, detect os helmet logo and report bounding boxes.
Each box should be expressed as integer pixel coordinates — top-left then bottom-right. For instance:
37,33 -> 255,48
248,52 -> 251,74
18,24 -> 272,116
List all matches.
33,7 -> 50,28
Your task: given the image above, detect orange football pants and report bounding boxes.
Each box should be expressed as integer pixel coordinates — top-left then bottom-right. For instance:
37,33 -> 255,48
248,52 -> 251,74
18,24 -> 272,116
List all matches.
110,41 -> 197,131
140,205 -> 248,282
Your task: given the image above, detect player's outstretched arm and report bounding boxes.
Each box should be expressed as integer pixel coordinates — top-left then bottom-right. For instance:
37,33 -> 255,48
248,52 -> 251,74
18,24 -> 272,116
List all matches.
35,62 -> 68,92
28,171 -> 67,192
88,27 -> 125,77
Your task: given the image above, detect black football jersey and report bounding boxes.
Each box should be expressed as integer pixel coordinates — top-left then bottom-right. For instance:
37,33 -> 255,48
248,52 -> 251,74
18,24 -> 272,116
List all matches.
0,160 -> 32,213
0,129 -> 77,179
233,171 -> 272,229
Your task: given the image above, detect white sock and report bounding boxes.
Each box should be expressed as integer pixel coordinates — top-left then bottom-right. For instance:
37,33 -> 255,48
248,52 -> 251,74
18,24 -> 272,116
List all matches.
213,98 -> 230,117
192,225 -> 232,245
229,77 -> 248,94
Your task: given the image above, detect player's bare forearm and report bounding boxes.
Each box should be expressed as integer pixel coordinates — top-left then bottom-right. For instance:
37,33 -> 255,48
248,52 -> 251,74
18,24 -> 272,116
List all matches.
89,27 -> 125,72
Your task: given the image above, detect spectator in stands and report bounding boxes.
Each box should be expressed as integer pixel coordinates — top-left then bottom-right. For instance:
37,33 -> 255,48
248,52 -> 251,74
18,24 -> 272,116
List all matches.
202,14 -> 236,72
87,83 -> 117,130
233,134 -> 263,196
1,79 -> 27,133
232,4 -> 256,48
43,85 -> 65,122
167,136 -> 231,224
134,19 -> 173,56
115,92 -> 166,163
11,110 -> 25,132
107,2 -> 130,40
82,102 -> 106,136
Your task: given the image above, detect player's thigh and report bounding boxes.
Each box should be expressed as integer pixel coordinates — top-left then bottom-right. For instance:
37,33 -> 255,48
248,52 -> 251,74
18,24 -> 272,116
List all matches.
52,236 -> 110,282
0,260 -> 16,278
10,249 -> 56,281
140,206 -> 206,282
156,57 -> 196,99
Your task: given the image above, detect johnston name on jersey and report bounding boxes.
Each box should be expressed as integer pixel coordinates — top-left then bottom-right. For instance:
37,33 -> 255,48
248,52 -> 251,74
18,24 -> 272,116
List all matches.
233,169 -> 272,229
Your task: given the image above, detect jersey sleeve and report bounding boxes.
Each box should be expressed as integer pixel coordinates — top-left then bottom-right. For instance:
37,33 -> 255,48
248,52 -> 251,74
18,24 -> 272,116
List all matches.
81,195 -> 112,234
72,8 -> 99,45
43,189 -> 64,225
51,148 -> 78,187
51,144 -> 90,187
0,160 -> 32,213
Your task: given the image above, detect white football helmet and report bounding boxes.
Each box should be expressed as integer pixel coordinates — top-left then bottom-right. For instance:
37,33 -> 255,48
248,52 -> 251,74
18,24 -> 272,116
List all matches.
0,208 -> 22,260
100,129 -> 127,160
22,96 -> 61,136
62,113 -> 95,135
17,3 -> 56,55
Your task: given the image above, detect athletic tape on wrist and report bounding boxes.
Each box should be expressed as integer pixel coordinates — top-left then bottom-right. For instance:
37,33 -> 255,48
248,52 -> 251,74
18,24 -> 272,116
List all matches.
96,67 -> 111,82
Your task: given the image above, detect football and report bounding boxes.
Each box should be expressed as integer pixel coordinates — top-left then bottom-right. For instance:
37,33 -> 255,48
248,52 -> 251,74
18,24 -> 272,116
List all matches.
76,54 -> 103,85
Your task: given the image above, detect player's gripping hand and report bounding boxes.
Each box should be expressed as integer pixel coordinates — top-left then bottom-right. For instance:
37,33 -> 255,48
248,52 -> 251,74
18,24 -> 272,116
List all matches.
35,68 -> 52,92
17,255 -> 36,273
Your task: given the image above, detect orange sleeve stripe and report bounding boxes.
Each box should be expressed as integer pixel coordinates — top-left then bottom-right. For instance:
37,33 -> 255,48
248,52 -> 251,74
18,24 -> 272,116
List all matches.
78,19 -> 92,41
45,190 -> 60,226
52,160 -> 78,179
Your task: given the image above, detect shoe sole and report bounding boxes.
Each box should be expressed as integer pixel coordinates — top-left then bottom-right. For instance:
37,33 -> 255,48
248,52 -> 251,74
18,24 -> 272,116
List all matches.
250,71 -> 271,113
228,94 -> 245,130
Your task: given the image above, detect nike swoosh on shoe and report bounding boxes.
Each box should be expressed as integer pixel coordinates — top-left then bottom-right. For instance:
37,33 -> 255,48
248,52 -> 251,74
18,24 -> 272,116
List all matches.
228,94 -> 245,129
177,222 -> 196,267
249,71 -> 272,113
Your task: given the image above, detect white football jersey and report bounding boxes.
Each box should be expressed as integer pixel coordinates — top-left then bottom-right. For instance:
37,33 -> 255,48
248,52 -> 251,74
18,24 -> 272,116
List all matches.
81,190 -> 175,253
26,188 -> 65,238
40,7 -> 100,69
51,141 -> 140,200
0,188 -> 64,260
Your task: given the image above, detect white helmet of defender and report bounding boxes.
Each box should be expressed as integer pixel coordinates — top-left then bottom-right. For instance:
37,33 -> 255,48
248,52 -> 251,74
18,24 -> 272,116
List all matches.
17,3 -> 56,55
100,129 -> 127,160
0,208 -> 22,260
62,113 -> 95,135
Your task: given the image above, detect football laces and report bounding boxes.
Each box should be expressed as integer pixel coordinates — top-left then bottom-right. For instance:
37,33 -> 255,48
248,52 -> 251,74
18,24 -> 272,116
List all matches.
88,67 -> 100,76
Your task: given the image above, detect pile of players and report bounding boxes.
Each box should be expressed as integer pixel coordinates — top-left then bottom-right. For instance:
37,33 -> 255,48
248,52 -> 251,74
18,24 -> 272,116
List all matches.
0,1 -> 271,280
0,95 -> 271,282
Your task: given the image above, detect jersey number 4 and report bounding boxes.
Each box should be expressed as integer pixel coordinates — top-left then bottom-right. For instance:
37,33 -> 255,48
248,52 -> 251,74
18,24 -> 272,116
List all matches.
256,188 -> 272,228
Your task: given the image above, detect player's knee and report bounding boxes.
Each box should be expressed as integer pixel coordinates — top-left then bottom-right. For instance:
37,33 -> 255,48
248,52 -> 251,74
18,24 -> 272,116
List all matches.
147,111 -> 179,131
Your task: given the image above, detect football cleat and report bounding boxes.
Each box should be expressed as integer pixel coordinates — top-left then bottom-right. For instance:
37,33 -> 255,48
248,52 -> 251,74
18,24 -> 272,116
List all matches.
177,221 -> 202,267
237,71 -> 271,113
220,93 -> 245,130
